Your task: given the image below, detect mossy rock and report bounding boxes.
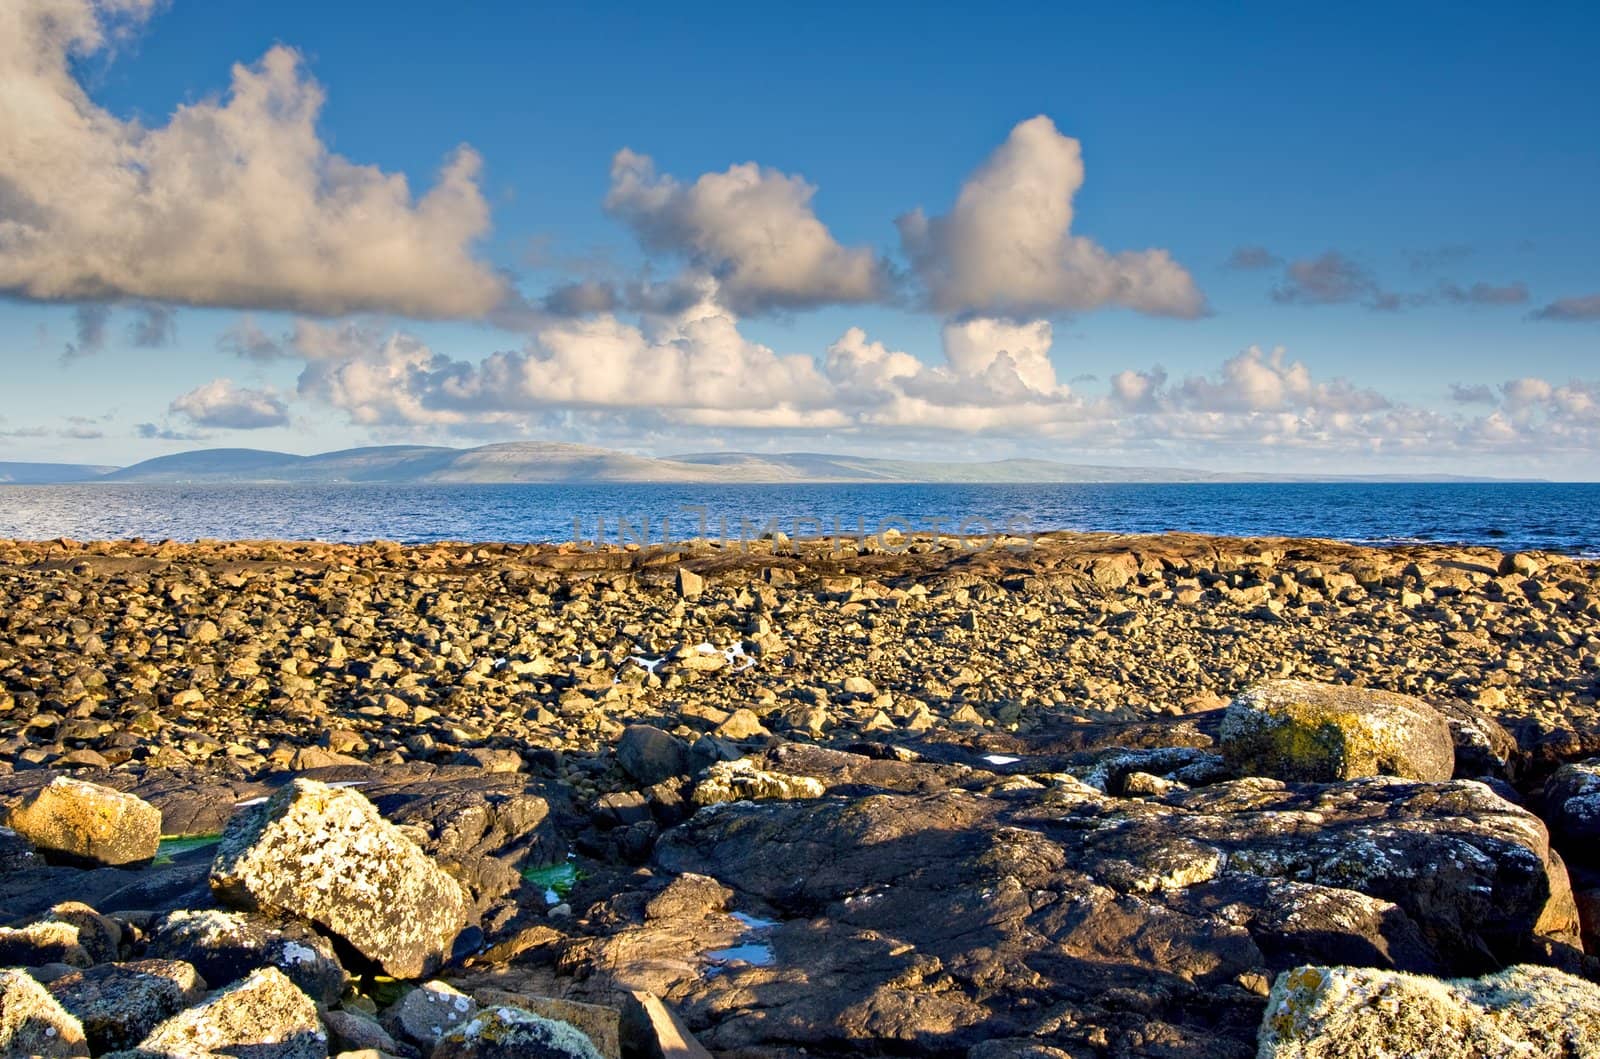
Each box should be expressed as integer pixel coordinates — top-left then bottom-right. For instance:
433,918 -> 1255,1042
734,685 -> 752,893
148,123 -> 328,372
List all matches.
1221,680 -> 1454,783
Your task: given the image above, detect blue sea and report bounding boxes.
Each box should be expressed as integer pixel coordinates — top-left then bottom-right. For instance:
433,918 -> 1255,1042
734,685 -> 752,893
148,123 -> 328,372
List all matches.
0,482 -> 1596,556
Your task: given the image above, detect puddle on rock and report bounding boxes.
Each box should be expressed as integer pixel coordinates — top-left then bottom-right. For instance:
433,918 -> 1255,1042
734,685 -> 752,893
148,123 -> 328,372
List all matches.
521,859 -> 580,905
704,909 -> 780,975
153,834 -> 221,866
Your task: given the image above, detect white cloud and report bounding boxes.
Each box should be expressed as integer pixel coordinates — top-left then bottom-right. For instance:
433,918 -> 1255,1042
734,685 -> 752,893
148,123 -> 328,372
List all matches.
169,378 -> 290,429
604,149 -> 889,314
897,116 -> 1205,319
0,0 -> 502,317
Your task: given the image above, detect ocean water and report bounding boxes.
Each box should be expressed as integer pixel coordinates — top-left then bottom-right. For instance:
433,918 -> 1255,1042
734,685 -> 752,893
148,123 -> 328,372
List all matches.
0,482 -> 1596,556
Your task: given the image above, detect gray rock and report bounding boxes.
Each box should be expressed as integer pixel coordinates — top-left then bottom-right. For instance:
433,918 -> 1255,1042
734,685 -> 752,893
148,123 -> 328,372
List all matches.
149,909 -> 348,1007
617,727 -> 690,785
429,1005 -> 605,1059
1221,679 -> 1455,782
47,960 -> 205,1053
125,966 -> 327,1058
1259,962 -> 1600,1058
323,1008 -> 409,1056
210,779 -> 471,979
3,777 -> 162,866
383,980 -> 478,1050
0,967 -> 89,1056
1543,759 -> 1600,860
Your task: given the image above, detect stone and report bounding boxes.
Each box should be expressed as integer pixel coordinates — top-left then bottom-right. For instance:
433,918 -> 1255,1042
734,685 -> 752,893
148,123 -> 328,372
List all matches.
1221,679 -> 1455,782
616,726 -> 690,785
383,980 -> 478,1051
149,909 -> 349,1007
129,966 -> 327,1059
674,568 -> 703,599
47,960 -> 205,1053
210,779 -> 471,979
1542,759 -> 1600,860
470,991 -> 620,1059
429,1005 -> 605,1059
322,1009 -> 406,1057
0,921 -> 92,968
4,777 -> 162,866
1259,963 -> 1600,1058
0,967 -> 89,1057
46,901 -> 124,963
711,709 -> 768,741
619,991 -> 712,1059
690,759 -> 826,806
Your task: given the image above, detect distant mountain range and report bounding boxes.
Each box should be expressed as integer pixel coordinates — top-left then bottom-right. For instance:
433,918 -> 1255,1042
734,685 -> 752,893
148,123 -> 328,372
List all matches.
0,443 -> 1521,485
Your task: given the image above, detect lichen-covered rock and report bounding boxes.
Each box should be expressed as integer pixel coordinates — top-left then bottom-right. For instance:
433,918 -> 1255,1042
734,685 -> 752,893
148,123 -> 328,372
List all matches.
0,920 -> 93,968
690,759 -> 825,806
46,901 -> 125,963
0,968 -> 89,1057
430,1005 -> 605,1059
210,779 -> 471,979
1259,962 -> 1600,1058
47,960 -> 205,1053
1221,680 -> 1454,782
1542,759 -> 1600,860
471,990 -> 621,1059
129,966 -> 327,1059
148,909 -> 348,1007
3,777 -> 162,866
383,980 -> 478,1051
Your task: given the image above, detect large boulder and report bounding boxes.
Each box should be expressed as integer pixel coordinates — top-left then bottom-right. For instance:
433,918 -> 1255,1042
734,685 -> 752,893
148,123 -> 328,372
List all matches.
148,909 -> 348,1006
1259,963 -> 1600,1058
430,1005 -> 605,1059
124,966 -> 326,1059
1543,759 -> 1600,860
47,960 -> 205,1053
1221,680 -> 1455,782
210,779 -> 471,979
0,968 -> 89,1057
3,778 -> 162,867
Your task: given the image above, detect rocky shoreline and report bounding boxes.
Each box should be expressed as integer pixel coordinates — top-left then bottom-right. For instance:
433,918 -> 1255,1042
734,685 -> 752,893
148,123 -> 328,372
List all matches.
2,531 -> 1600,1057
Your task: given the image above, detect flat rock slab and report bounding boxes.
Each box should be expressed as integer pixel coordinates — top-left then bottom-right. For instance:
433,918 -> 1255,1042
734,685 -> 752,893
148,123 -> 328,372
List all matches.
210,779 -> 471,980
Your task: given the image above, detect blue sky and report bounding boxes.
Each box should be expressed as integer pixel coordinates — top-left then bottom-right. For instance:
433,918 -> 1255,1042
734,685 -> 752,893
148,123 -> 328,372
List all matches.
2,0 -> 1597,475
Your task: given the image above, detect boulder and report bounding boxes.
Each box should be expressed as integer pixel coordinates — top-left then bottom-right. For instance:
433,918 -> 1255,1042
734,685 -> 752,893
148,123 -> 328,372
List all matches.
1259,963 -> 1600,1058
690,759 -> 825,806
619,991 -> 712,1059
383,980 -> 478,1051
3,777 -> 162,866
125,966 -> 326,1059
0,967 -> 89,1057
429,1005 -> 605,1059
1221,680 -> 1454,782
616,727 -> 690,785
47,960 -> 205,1053
1542,759 -> 1600,859
149,909 -> 348,1007
470,991 -> 620,1059
210,779 -> 471,979
0,920 -> 92,968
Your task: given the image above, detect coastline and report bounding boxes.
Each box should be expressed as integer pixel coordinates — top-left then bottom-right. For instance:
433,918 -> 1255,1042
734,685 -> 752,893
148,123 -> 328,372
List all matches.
2,530 -> 1598,1054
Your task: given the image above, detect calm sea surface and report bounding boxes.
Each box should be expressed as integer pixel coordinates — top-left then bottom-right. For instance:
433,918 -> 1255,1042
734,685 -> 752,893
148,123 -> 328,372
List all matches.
0,482 -> 1596,556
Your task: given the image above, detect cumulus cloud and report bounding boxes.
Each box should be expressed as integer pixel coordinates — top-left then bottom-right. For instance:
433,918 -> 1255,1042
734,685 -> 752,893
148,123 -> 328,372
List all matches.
604,149 -> 888,314
896,116 -> 1205,319
0,0 -> 502,317
1530,293 -> 1600,322
169,378 -> 290,429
